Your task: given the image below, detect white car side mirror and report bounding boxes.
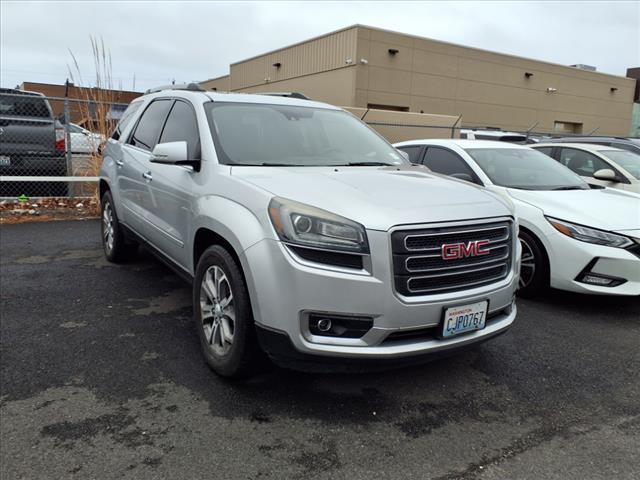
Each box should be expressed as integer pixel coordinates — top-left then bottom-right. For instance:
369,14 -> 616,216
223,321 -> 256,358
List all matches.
593,169 -> 617,181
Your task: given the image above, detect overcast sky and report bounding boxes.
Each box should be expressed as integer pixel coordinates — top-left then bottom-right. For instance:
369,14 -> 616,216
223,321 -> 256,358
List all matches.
1,1 -> 638,92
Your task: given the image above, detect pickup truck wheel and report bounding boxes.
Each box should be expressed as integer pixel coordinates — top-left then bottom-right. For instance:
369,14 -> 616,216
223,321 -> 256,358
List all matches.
100,191 -> 137,262
194,245 -> 262,378
517,231 -> 549,297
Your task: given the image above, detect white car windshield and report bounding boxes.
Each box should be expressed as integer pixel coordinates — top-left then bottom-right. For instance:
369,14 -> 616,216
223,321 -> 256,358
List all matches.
602,150 -> 640,180
465,148 -> 589,190
205,102 -> 407,167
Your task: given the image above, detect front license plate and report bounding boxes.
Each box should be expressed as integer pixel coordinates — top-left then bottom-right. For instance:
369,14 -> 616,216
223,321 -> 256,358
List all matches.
442,300 -> 488,338
0,155 -> 10,166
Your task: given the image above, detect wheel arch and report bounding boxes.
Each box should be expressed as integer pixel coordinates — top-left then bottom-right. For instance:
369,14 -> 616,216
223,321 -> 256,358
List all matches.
518,224 -> 550,283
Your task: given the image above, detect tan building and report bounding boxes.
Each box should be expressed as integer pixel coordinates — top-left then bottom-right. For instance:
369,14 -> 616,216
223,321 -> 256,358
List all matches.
201,25 -> 636,136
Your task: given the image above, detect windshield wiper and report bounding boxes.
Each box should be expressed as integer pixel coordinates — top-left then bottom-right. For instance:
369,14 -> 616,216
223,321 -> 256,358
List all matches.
551,186 -> 587,190
344,161 -> 396,166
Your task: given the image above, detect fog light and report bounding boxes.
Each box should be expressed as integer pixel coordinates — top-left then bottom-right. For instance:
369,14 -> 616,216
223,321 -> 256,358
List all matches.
577,273 -> 625,287
308,313 -> 373,338
580,274 -> 614,286
316,318 -> 332,332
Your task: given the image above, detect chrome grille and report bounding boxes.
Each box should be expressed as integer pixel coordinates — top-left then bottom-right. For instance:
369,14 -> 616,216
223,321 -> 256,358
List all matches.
391,221 -> 513,296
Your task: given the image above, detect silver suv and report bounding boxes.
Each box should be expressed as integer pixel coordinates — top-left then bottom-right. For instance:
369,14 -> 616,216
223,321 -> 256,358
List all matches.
100,85 -> 520,377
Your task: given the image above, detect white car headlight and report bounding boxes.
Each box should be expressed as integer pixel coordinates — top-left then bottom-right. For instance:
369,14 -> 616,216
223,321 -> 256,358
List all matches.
268,197 -> 369,253
546,217 -> 633,248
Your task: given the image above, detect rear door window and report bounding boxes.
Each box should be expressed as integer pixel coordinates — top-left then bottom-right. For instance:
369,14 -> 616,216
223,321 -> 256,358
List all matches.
534,146 -> 554,157
128,100 -> 172,151
112,101 -> 143,140
396,145 -> 423,164
423,147 -> 479,183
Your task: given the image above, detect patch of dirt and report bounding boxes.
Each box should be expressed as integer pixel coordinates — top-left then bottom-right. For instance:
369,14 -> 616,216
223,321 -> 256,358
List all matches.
0,197 -> 99,225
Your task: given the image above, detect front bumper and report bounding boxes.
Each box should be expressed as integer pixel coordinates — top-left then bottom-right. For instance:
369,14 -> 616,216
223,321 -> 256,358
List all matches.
545,228 -> 640,296
241,228 -> 519,364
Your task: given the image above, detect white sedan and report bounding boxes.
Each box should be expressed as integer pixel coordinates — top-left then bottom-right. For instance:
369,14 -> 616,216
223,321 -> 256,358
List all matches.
531,143 -> 640,194
394,139 -> 640,297
68,123 -> 104,154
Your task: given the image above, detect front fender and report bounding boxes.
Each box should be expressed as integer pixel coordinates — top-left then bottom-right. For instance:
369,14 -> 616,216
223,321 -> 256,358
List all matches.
191,194 -> 272,273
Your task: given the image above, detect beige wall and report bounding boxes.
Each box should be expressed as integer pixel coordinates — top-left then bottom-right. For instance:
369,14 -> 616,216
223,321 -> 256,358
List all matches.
229,26 -> 358,91
199,25 -> 635,136
355,26 -> 635,135
234,67 -> 358,106
345,107 -> 459,143
200,75 -> 230,91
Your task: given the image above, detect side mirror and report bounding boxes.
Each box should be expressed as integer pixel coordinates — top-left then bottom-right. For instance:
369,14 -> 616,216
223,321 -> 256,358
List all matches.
450,173 -> 474,183
150,141 -> 198,169
593,168 -> 617,181
151,141 -> 187,164
396,149 -> 410,162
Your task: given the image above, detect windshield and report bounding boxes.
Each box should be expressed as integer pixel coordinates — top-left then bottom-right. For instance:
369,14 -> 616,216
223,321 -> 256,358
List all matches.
601,150 -> 640,180
205,102 -> 407,167
465,148 -> 589,190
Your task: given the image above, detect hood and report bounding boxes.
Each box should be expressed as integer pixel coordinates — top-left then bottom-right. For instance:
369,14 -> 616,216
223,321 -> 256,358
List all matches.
232,165 -> 512,231
507,188 -> 640,232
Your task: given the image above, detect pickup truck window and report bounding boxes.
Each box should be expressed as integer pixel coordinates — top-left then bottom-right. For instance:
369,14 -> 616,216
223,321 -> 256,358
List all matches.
205,102 -> 406,167
0,94 -> 51,118
159,100 -> 200,159
128,100 -> 171,151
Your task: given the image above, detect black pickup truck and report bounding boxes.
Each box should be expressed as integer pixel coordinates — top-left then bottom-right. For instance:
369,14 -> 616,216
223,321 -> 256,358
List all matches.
0,88 -> 67,196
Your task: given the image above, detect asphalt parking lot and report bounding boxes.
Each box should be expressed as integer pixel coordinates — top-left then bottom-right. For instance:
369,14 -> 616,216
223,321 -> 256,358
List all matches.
1,220 -> 638,480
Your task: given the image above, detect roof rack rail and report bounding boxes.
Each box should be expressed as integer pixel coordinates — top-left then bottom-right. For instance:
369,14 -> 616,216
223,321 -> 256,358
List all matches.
257,92 -> 310,100
145,82 -> 205,94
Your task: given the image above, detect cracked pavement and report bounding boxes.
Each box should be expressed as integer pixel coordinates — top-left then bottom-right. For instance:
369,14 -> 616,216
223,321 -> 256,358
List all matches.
1,220 -> 639,479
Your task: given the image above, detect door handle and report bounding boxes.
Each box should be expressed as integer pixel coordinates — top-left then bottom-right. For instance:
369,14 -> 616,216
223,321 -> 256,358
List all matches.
115,160 -> 124,167
142,171 -> 153,181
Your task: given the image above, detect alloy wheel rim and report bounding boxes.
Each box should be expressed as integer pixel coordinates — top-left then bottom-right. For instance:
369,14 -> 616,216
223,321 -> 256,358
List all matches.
200,265 -> 235,356
102,203 -> 114,253
519,239 -> 536,289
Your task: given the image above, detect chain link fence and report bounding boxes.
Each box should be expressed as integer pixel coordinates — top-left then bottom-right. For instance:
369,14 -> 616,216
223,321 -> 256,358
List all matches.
0,91 -> 128,199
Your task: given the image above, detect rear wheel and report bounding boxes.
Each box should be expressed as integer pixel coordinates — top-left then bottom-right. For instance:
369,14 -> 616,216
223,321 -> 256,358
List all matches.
193,245 -> 263,378
101,191 -> 137,262
517,231 -> 548,297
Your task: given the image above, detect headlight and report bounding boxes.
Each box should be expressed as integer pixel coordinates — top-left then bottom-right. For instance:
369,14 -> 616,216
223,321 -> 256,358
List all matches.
268,197 -> 369,253
546,217 -> 633,248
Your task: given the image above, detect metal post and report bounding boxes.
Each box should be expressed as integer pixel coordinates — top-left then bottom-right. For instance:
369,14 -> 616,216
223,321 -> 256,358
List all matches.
64,79 -> 73,197
450,115 -> 462,138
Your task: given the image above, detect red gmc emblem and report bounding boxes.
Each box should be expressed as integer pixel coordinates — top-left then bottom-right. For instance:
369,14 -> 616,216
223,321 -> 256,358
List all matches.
442,240 -> 491,260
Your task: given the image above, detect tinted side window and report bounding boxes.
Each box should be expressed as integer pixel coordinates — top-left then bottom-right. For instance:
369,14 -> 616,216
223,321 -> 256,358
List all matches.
423,147 -> 477,182
612,142 -> 640,154
535,146 -> 554,157
128,100 -> 172,151
0,94 -> 51,118
159,101 -> 200,159
112,101 -> 143,140
558,148 -> 610,176
397,146 -> 423,163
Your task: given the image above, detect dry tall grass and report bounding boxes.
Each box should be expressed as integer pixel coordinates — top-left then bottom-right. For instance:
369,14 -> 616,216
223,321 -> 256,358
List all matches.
68,37 -> 120,202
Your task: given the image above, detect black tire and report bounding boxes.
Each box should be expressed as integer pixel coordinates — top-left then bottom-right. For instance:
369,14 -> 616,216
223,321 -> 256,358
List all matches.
193,245 -> 264,378
100,191 -> 137,262
517,230 -> 549,298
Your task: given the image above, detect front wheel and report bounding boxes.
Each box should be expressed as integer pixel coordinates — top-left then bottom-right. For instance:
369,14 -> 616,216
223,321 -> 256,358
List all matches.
101,191 -> 137,262
193,245 -> 263,378
517,231 -> 549,297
